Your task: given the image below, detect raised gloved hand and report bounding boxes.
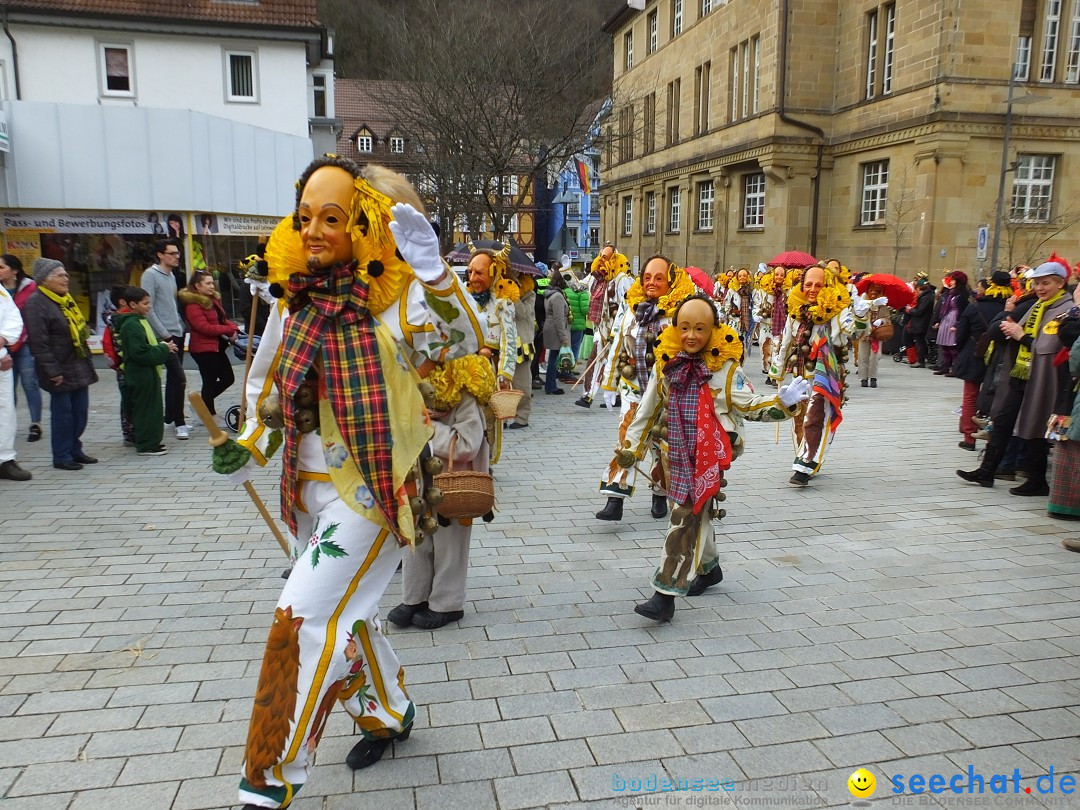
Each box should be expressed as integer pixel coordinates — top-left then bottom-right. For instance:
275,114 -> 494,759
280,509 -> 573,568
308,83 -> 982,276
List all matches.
245,277 -> 275,305
872,296 -> 889,307
778,377 -> 812,408
389,203 -> 444,284
615,448 -> 637,469
853,298 -> 871,318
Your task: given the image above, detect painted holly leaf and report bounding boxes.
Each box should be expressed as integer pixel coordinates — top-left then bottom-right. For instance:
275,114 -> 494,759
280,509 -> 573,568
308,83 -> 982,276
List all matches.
311,544 -> 321,567
320,540 -> 346,559
321,522 -> 340,540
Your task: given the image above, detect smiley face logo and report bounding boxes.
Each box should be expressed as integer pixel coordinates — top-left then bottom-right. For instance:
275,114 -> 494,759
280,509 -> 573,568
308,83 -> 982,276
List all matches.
848,768 -> 876,798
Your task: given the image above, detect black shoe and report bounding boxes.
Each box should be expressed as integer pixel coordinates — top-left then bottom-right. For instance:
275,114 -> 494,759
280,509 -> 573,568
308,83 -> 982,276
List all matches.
870,378 -> 877,388
73,454 -> 98,464
1009,481 -> 1049,496
281,568 -> 291,580
956,468 -> 993,487
687,566 -> 724,596
933,369 -> 948,375
506,422 -> 528,430
387,601 -> 427,628
634,591 -> 675,622
346,724 -> 412,770
598,401 -> 608,409
595,497 -> 623,521
789,471 -> 811,487
53,460 -> 83,471
958,441 -> 976,451
861,379 -> 869,387
574,396 -> 592,408
546,388 -> 565,395
650,494 -> 668,519
0,460 -> 32,481
412,608 -> 464,629
28,424 -> 42,442
614,396 -> 621,407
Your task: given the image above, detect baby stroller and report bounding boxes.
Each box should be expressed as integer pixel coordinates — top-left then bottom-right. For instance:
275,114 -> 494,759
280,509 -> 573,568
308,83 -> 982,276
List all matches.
223,330 -> 261,433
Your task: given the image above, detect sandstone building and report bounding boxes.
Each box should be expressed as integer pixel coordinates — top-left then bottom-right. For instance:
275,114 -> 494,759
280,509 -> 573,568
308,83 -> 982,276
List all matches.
600,0 -> 1080,279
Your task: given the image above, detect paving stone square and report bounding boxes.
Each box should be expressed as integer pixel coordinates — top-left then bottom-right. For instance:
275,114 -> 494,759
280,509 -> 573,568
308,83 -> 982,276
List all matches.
1,362 -> 1078,809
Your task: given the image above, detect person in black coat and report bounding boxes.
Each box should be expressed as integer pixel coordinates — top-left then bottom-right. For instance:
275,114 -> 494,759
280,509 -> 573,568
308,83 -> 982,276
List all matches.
906,279 -> 936,367
953,271 -> 1011,449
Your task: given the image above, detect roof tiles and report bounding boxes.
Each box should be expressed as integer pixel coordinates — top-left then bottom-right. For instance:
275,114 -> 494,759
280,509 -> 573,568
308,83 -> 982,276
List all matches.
7,0 -> 320,29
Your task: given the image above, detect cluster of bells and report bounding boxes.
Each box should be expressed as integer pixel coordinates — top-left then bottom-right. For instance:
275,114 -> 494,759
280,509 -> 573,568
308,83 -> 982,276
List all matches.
407,453 -> 446,543
618,349 -> 655,382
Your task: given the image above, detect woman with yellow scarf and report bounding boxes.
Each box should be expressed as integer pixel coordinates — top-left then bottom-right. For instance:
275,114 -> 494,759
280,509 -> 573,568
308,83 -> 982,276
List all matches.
22,258 -> 99,470
957,258 -> 1073,493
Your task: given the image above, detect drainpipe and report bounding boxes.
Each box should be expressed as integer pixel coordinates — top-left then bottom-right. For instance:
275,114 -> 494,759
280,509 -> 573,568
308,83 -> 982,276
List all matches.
2,8 -> 20,100
778,0 -> 823,256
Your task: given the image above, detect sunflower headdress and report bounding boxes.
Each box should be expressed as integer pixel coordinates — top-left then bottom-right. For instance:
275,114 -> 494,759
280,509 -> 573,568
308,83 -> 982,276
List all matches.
787,269 -> 853,325
264,174 -> 412,317
598,251 -> 630,281
783,267 -> 803,292
757,273 -> 777,295
625,261 -> 699,317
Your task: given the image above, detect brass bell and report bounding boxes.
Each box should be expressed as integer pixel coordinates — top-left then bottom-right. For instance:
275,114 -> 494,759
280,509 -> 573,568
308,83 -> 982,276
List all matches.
645,352 -> 655,365
800,345 -> 811,355
426,486 -> 445,506
294,382 -> 318,408
658,413 -> 669,427
258,400 -> 285,430
621,364 -> 635,379
649,425 -> 663,440
409,496 -> 425,515
295,408 -> 317,434
419,515 -> 439,534
716,491 -> 726,502
716,508 -> 727,520
659,427 -> 668,440
422,456 -> 444,475
719,476 -> 729,488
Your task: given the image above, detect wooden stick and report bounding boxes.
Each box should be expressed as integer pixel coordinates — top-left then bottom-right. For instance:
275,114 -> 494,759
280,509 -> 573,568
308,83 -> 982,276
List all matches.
572,350 -> 601,390
187,391 -> 291,559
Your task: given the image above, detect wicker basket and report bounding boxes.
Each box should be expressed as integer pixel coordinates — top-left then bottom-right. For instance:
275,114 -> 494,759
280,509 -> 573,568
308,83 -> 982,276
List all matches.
488,388 -> 523,420
432,435 -> 495,520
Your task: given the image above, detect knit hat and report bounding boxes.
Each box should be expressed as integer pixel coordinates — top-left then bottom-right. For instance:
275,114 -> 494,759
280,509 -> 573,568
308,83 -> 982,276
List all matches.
1030,260 -> 1068,279
32,258 -> 64,285
990,270 -> 1011,286
949,270 -> 969,286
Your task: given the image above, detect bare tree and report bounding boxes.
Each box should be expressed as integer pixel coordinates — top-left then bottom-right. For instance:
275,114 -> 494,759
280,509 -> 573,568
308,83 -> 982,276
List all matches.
320,0 -> 620,251
999,199 -> 1080,269
885,162 -> 918,274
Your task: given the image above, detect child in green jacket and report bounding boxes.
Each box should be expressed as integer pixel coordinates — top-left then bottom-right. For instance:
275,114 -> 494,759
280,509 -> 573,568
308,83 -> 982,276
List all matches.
115,286 -> 177,455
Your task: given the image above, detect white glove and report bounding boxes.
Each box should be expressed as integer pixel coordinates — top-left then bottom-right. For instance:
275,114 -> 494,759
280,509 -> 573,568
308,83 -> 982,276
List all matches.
560,254 -> 571,271
245,277 -> 275,305
388,203 -> 444,283
853,298 -> 871,318
872,296 -> 889,307
778,377 -> 812,407
226,459 -> 253,486
872,318 -> 886,327
758,262 -> 767,274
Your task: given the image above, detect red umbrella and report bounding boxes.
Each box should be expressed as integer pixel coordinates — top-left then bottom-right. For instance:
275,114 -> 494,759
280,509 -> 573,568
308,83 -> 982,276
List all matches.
684,266 -> 713,294
768,251 -> 817,268
855,273 -> 914,309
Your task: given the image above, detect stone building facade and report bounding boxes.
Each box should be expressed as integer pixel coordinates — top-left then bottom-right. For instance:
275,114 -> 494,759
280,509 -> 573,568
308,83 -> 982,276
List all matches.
600,0 -> 1080,280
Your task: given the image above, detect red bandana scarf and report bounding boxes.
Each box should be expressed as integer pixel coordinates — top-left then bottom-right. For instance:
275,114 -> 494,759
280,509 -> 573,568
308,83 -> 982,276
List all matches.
276,261 -> 397,537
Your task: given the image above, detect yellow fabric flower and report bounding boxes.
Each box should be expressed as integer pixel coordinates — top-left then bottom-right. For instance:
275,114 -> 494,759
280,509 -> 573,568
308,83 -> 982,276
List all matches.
427,354 -> 497,411
984,284 -> 1012,299
655,322 -> 743,376
757,274 -> 777,294
495,277 -> 521,303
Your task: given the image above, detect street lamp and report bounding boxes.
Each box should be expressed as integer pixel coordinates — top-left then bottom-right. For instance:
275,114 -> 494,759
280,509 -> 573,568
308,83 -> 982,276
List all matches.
989,64 -> 1048,273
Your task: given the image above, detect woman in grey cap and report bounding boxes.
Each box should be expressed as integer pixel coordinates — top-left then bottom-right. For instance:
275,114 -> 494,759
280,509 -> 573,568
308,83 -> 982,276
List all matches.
21,258 -> 99,470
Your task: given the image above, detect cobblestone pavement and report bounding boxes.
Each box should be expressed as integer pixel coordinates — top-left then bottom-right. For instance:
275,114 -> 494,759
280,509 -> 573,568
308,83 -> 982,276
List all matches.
1,358 -> 1078,810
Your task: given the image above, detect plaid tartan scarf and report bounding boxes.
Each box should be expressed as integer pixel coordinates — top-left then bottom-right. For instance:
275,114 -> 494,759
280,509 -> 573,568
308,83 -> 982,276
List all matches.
587,268 -> 609,324
276,261 -> 396,537
665,353 -> 714,508
634,301 -> 663,385
736,283 -> 753,335
771,290 -> 788,337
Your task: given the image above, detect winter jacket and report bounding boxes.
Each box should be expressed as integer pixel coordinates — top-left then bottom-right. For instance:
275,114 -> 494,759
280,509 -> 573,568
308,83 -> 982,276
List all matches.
180,289 -> 238,354
565,287 -> 589,333
952,295 -> 1006,383
114,311 -> 171,389
1067,326 -> 1080,442
3,277 -> 36,349
22,291 -> 98,393
906,285 -> 936,336
542,289 -> 571,350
